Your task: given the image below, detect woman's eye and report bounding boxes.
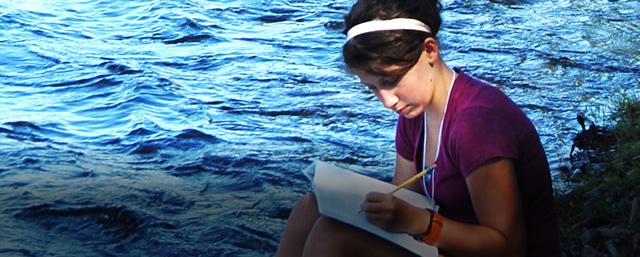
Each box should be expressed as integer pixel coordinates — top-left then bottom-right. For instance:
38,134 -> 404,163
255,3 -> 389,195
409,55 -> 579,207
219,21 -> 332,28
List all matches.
379,79 -> 398,89
363,83 -> 378,92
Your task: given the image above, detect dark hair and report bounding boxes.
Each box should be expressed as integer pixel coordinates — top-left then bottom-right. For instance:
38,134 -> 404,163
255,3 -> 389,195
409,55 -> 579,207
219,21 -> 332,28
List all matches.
342,0 -> 443,82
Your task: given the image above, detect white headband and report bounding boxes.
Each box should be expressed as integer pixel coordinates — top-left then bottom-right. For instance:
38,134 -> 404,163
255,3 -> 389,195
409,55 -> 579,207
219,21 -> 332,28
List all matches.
346,18 -> 432,41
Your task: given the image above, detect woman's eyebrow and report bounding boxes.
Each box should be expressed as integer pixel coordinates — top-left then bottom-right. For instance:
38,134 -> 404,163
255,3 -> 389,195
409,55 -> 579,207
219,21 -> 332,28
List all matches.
380,77 -> 399,87
360,81 -> 374,87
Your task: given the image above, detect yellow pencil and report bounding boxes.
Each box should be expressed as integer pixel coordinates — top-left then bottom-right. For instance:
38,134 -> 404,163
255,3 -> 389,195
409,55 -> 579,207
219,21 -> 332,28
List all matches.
358,166 -> 436,214
389,166 -> 434,195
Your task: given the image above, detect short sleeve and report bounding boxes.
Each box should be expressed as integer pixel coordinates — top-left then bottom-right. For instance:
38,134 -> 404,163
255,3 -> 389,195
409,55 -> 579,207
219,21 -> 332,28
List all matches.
448,107 -> 519,177
395,116 -> 416,161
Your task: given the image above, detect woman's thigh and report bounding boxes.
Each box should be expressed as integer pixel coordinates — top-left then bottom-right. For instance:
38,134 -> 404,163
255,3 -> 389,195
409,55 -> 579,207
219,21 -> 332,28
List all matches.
302,216 -> 418,257
276,192 -> 321,257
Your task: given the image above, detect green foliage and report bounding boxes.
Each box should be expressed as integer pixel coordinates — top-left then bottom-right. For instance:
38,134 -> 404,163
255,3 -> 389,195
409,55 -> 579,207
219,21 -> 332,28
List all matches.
612,93 -> 640,143
556,93 -> 640,257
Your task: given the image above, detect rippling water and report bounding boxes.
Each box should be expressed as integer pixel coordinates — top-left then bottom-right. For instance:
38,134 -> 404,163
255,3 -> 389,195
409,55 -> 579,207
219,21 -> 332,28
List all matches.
0,0 -> 638,256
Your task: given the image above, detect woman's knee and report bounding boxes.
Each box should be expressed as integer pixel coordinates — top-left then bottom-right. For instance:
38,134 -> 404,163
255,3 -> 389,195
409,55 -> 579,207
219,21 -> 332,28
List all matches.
292,192 -> 318,217
276,193 -> 321,257
283,192 -> 319,230
310,216 -> 355,242
307,217 -> 416,257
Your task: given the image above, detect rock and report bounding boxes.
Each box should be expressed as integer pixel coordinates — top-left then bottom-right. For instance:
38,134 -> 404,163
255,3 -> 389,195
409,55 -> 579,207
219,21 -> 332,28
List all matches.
581,217 -> 609,229
597,227 -> 632,239
585,163 -> 604,174
582,229 -> 602,245
605,240 -> 618,257
630,197 -> 639,225
571,168 -> 584,179
581,245 -> 607,257
572,159 -> 589,171
584,186 -> 603,199
583,198 -> 597,217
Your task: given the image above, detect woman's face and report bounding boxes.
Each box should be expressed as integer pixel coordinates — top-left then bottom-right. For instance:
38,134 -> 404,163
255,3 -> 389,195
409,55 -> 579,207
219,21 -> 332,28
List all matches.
355,52 -> 434,119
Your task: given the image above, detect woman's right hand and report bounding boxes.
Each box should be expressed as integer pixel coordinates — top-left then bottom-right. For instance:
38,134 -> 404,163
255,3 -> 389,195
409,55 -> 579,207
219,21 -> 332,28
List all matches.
360,191 -> 430,235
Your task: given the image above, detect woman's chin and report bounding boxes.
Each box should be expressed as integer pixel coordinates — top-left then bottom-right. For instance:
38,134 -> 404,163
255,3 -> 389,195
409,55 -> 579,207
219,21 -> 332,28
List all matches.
400,110 -> 420,119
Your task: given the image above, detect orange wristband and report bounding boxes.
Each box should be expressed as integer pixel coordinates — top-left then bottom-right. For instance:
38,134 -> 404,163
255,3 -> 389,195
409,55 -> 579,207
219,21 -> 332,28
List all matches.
423,211 -> 443,245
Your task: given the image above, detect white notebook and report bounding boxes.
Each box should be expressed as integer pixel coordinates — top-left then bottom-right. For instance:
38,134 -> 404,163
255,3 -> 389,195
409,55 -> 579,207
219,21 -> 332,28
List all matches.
304,160 -> 438,257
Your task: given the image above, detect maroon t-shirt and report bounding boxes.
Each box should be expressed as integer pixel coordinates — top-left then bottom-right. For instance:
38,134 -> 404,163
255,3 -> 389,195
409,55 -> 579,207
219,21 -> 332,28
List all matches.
396,70 -> 561,256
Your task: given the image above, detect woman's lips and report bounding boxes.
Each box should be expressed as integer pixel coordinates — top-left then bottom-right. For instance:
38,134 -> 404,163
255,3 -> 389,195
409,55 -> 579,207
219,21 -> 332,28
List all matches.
397,105 -> 409,115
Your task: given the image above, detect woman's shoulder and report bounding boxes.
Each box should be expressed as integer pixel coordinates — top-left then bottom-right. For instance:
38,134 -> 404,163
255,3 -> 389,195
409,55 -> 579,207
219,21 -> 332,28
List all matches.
447,69 -> 535,137
451,69 -> 522,118
455,71 -> 512,104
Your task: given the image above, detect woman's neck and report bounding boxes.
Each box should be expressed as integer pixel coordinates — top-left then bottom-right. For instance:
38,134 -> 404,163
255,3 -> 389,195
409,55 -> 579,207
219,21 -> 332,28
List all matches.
425,62 -> 454,122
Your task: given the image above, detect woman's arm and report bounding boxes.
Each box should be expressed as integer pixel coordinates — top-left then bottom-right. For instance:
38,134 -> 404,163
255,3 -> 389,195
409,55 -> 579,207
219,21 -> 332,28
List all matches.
362,158 -> 526,257
393,153 -> 422,192
433,158 -> 526,257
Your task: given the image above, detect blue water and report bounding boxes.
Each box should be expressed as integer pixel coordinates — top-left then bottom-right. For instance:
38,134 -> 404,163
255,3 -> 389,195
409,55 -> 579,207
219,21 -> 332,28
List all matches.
0,0 -> 638,256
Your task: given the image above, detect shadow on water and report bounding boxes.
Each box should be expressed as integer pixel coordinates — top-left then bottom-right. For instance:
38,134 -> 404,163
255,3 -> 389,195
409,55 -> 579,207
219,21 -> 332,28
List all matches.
15,204 -> 150,239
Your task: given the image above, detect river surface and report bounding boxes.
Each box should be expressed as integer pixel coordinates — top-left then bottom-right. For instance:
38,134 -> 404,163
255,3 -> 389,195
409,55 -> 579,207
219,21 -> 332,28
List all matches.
0,0 -> 638,256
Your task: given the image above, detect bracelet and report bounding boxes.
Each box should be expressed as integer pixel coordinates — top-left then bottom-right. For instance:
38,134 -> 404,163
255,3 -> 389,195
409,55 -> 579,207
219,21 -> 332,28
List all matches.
412,210 -> 444,245
423,211 -> 443,244
412,209 -> 434,242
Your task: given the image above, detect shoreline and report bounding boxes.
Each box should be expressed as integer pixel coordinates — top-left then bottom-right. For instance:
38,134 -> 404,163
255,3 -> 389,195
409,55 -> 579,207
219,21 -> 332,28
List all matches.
555,95 -> 639,257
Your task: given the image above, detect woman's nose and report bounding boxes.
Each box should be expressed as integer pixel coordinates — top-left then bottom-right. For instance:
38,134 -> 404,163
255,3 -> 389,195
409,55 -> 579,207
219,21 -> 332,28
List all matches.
377,89 -> 399,109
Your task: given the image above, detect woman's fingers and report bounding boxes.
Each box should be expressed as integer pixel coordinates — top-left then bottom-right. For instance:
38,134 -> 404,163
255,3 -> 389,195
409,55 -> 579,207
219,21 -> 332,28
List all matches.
364,191 -> 391,202
365,212 -> 394,229
360,201 -> 391,213
360,192 -> 421,233
366,212 -> 392,221
361,192 -> 394,213
360,192 -> 398,230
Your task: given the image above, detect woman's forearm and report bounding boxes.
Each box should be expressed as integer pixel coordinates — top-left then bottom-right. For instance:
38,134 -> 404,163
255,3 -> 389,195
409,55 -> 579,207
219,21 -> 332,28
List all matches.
431,216 -> 524,257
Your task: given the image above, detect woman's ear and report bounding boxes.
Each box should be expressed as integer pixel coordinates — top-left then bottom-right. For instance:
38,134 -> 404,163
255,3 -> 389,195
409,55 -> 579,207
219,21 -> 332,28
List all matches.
422,37 -> 440,64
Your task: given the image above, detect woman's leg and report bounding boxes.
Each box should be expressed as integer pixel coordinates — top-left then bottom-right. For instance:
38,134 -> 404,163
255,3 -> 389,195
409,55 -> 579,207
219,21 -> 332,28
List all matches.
277,192 -> 421,257
302,216 -> 418,257
275,192 -> 320,257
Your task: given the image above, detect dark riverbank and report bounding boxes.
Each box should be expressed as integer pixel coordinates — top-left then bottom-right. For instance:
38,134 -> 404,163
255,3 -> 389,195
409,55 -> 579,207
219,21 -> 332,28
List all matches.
556,95 -> 640,257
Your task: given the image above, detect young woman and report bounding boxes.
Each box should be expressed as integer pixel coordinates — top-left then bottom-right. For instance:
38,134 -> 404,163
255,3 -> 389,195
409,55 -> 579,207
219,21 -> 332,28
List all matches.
276,0 -> 561,256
